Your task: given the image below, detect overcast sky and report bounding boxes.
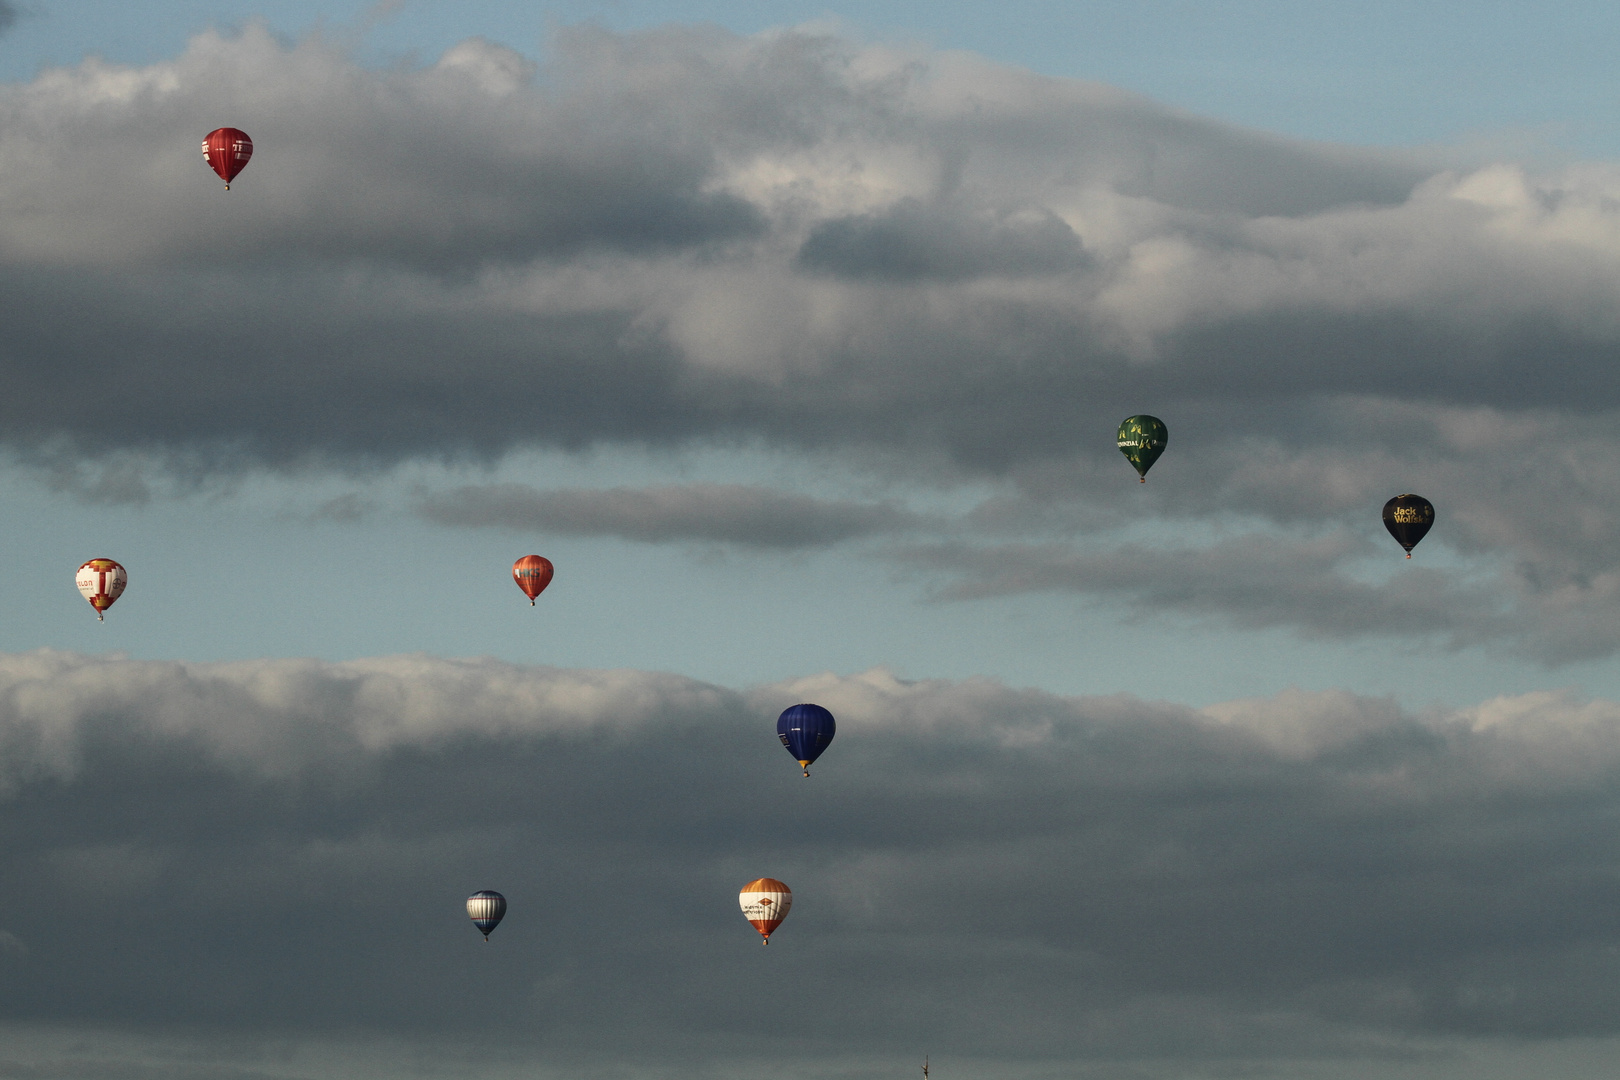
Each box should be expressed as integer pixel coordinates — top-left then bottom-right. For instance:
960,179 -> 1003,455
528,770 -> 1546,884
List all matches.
6,2 -> 1620,1078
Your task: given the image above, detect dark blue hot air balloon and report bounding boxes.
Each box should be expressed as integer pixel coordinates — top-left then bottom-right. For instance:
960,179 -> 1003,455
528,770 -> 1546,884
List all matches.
466,890 -> 506,940
777,704 -> 836,777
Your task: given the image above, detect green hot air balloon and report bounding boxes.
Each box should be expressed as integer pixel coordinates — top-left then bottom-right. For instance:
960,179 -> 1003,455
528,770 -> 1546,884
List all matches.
1117,415 -> 1168,482
1382,494 -> 1434,558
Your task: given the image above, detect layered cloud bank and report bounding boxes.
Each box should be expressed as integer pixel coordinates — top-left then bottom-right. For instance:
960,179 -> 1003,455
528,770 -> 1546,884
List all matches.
6,24 -> 1620,654
3,651 -> 1620,1076
3,22 -> 1610,463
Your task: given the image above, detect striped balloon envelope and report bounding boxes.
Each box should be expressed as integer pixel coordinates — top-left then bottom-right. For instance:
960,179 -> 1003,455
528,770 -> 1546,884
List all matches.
466,890 -> 507,940
739,879 -> 792,943
511,555 -> 554,606
75,559 -> 126,622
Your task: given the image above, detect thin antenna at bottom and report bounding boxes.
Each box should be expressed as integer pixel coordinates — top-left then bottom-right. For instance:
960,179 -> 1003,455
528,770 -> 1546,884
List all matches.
922,1057 -> 929,1080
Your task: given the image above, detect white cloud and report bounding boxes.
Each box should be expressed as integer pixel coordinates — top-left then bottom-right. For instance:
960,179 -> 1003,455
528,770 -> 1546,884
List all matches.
4,648 -> 1620,786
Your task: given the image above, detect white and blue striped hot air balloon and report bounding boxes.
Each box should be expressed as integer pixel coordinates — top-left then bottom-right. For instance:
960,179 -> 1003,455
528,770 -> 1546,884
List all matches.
467,890 -> 506,940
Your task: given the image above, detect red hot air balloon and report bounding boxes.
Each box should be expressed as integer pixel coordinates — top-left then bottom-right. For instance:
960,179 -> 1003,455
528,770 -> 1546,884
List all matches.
512,556 -> 554,606
75,558 -> 126,621
202,128 -> 253,189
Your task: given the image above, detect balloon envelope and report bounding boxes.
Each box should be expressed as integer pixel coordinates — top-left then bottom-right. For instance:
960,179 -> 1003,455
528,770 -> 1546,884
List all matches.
75,559 -> 126,621
1382,494 -> 1434,557
202,127 -> 253,187
512,556 -> 554,605
739,878 -> 792,943
1117,415 -> 1168,481
466,890 -> 507,939
777,703 -> 836,776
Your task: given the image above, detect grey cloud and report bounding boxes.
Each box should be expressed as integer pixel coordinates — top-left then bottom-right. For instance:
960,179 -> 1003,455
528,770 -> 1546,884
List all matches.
797,200 -> 1087,281
0,3 -> 15,36
30,450 -> 155,506
415,482 -> 924,546
4,654 -> 1620,1074
9,24 -> 1620,656
304,491 -> 373,521
901,532 -> 1509,644
0,20 -> 1442,474
935,395 -> 1620,660
0,24 -> 1583,475
0,29 -> 762,270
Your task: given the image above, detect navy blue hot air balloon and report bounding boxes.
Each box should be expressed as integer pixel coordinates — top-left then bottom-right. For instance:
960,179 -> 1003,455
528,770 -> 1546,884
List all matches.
466,890 -> 506,940
777,704 -> 836,778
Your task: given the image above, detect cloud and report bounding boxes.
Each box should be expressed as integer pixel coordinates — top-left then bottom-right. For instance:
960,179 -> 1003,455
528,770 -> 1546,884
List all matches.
0,24 -> 1609,467
415,482 -> 925,546
902,396 -> 1620,660
1,651 -> 1620,1075
797,199 -> 1088,281
0,21 -> 1434,475
8,23 -> 1620,653
900,531 -> 1509,642
304,491 -> 373,521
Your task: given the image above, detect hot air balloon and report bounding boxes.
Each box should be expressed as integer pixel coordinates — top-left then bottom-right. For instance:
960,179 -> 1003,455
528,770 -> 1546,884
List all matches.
1117,415 -> 1168,482
512,556 -> 554,605
75,559 -> 126,621
1383,494 -> 1434,558
777,704 -> 836,778
739,878 -> 791,944
202,128 -> 253,189
467,890 -> 506,940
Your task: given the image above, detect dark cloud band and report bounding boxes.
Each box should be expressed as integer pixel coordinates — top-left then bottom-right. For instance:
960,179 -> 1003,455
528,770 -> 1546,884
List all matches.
0,652 -> 1619,1074
415,482 -> 923,546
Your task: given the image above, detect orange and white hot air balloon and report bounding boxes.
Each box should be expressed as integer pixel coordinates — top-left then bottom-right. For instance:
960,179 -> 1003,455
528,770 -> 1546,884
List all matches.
75,558 -> 127,621
512,555 -> 554,606
739,878 -> 791,944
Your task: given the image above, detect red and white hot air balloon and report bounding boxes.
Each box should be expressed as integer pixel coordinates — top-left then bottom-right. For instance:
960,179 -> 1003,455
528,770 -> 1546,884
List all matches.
75,559 -> 127,621
202,127 -> 253,189
739,878 -> 792,944
512,556 -> 554,606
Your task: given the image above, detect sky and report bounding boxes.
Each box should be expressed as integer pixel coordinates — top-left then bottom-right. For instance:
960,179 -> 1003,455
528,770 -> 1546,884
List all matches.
6,1 -> 1620,1077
